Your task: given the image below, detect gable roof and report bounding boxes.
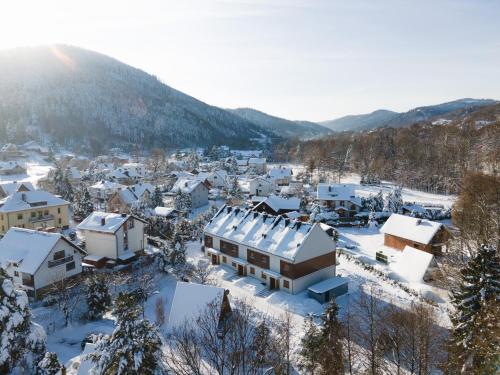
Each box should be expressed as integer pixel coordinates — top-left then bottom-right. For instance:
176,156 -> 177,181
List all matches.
268,167 -> 292,179
129,182 -> 154,198
171,178 -> 207,194
0,228 -> 86,274
316,183 -> 362,206
90,180 -> 125,190
77,212 -> 132,233
0,191 -> 68,213
394,246 -> 436,282
254,195 -> 300,213
204,206 -> 329,261
380,214 -> 443,245
0,181 -> 34,196
167,282 -> 225,329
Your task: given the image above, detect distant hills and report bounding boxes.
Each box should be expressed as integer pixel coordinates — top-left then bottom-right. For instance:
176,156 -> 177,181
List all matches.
0,45 -> 322,153
321,98 -> 498,132
229,108 -> 331,139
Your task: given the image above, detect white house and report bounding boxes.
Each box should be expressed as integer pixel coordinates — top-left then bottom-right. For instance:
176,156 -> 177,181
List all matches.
204,206 -> 337,294
88,180 -> 125,201
253,195 -> 301,216
0,228 -> 86,298
248,158 -> 267,174
196,170 -> 228,189
248,177 -> 276,197
77,212 -> 146,263
0,161 -> 26,175
317,183 -> 363,221
170,178 -> 209,209
267,166 -> 293,186
123,162 -> 147,177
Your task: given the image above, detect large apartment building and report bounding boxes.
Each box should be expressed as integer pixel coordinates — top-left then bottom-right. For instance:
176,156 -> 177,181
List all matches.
0,191 -> 70,235
203,206 -> 337,294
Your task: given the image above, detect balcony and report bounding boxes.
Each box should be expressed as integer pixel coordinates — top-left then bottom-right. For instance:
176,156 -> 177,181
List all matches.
29,214 -> 55,223
48,255 -> 73,268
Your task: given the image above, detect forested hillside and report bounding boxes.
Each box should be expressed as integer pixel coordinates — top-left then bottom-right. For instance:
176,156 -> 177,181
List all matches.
282,104 -> 500,194
0,45 -> 278,153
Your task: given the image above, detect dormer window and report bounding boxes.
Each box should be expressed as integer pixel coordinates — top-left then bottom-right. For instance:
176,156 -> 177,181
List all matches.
53,250 -> 65,260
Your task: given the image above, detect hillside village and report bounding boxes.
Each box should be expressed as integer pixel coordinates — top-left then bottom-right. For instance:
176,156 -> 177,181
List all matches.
2,137 -> 496,375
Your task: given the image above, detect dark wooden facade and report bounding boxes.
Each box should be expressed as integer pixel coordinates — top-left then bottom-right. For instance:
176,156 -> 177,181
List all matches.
220,240 -> 239,257
384,227 -> 450,254
280,252 -> 336,279
247,249 -> 270,269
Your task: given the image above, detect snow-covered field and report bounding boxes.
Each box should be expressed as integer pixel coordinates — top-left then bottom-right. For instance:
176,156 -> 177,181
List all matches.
0,154 -> 54,187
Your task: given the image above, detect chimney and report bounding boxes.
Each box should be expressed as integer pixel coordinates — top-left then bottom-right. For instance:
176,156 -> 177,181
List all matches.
101,218 -> 106,226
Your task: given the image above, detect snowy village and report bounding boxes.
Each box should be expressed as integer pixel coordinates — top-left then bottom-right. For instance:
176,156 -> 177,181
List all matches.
0,2 -> 499,375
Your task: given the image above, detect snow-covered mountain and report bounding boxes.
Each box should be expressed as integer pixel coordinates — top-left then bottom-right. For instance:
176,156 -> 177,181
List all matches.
229,108 -> 331,139
322,99 -> 498,132
0,45 -> 280,153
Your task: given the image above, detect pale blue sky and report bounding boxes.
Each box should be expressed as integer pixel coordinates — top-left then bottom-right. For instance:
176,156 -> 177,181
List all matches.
1,0 -> 499,120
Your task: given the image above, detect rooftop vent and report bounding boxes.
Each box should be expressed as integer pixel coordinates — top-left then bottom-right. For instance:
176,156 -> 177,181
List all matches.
261,233 -> 267,238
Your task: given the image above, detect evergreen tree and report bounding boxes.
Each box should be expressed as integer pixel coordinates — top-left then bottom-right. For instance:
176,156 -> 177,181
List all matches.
449,244 -> 500,373
0,268 -> 46,373
89,292 -> 166,374
228,177 -> 243,200
169,230 -> 187,268
37,352 -> 62,375
319,300 -> 344,375
74,187 -> 94,220
158,243 -> 171,273
86,274 -> 111,320
151,186 -> 163,208
385,186 -> 403,213
298,316 -> 322,374
368,210 -> 378,229
373,190 -> 384,212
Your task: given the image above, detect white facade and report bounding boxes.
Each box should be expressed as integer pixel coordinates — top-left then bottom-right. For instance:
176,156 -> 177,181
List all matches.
0,228 -> 85,298
77,212 -> 145,260
204,206 -> 336,294
248,177 -> 276,197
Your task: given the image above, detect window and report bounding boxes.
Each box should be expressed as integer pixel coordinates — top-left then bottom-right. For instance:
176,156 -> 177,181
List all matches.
44,210 -> 49,216
14,271 -> 19,277
128,219 -> 134,229
66,261 -> 75,271
283,280 -> 290,289
31,212 -> 36,218
57,208 -> 61,214
261,272 -> 267,280
17,213 -> 23,220
232,262 -> 236,268
222,256 -> 227,263
53,250 -> 65,260
204,235 -> 213,248
58,218 -> 62,224
250,267 -> 255,275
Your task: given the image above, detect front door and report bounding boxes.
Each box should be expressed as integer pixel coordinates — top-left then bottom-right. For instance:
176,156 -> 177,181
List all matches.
238,264 -> 244,276
270,277 -> 276,289
211,254 -> 218,265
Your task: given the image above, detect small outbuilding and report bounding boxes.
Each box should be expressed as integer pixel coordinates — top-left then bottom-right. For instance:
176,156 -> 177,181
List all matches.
307,276 -> 348,303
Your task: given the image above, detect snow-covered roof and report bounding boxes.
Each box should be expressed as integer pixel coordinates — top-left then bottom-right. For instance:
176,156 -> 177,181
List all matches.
393,246 -> 435,282
204,206 -> 326,261
0,228 -> 84,274
267,167 -> 292,179
129,182 -> 154,198
171,178 -> 206,194
116,188 -> 139,205
154,206 -> 176,217
0,181 -> 34,195
77,212 -> 130,233
0,191 -> 68,213
308,276 -> 348,294
316,183 -> 362,206
380,214 -> 443,245
236,159 -> 248,166
256,195 -> 300,212
167,282 -> 225,329
90,180 -> 124,190
0,160 -> 25,171
248,157 -> 266,165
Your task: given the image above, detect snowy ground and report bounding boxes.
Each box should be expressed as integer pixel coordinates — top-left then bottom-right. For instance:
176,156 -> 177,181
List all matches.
0,153 -> 54,188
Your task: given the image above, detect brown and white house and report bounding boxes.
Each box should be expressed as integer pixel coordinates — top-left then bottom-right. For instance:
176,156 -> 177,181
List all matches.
317,183 -> 363,221
203,206 -> 337,294
380,213 -> 451,254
